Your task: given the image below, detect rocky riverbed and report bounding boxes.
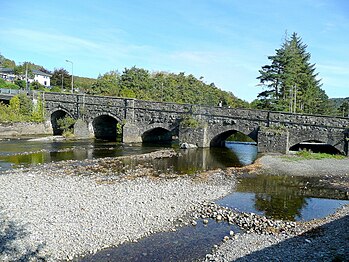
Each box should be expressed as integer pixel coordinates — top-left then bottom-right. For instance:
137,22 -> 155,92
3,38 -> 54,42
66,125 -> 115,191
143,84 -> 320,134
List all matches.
0,151 -> 348,261
0,150 -> 236,261
200,154 -> 349,262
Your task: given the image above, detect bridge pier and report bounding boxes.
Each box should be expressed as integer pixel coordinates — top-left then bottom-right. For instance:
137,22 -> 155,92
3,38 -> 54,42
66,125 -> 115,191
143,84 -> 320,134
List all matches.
73,119 -> 94,138
122,122 -> 142,143
257,127 -> 290,154
179,126 -> 209,147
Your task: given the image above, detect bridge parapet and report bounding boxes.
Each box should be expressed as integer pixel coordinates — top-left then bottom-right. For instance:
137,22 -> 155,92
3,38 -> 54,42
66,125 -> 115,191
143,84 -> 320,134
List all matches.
42,92 -> 349,155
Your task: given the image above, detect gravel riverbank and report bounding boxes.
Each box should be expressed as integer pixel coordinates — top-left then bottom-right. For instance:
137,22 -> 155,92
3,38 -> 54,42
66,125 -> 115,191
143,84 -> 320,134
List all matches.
202,154 -> 349,262
1,152 -> 348,261
0,150 -> 236,261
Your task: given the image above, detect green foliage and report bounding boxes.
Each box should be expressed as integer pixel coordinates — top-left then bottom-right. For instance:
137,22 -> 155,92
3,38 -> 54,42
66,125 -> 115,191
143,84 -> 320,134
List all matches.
85,66 -> 248,108
57,116 -> 76,133
31,95 -> 45,122
180,115 -> 204,128
0,78 -> 20,89
89,71 -> 120,96
116,121 -> 126,135
226,132 -> 255,142
0,53 -> 15,68
50,68 -> 71,91
295,150 -> 345,160
18,94 -> 33,116
14,79 -> 26,89
74,75 -> 95,93
337,100 -> 349,117
255,32 -> 329,115
30,81 -> 46,91
0,94 -> 45,123
50,86 -> 62,93
9,95 -> 20,112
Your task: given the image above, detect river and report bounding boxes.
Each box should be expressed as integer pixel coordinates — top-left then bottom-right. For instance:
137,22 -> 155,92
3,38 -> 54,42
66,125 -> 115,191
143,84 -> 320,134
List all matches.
0,137 -> 348,261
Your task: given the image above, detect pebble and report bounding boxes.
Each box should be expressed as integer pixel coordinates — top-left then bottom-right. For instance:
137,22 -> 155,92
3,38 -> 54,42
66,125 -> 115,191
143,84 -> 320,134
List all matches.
0,154 -> 236,261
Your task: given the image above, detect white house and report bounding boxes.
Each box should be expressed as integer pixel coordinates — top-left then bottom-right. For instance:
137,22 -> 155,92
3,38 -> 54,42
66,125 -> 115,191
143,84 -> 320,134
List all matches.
0,68 -> 51,87
31,70 -> 51,87
0,68 -> 16,82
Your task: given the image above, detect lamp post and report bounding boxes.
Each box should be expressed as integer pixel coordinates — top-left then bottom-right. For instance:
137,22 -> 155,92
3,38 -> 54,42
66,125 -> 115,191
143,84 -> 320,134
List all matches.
60,73 -> 64,90
65,60 -> 74,93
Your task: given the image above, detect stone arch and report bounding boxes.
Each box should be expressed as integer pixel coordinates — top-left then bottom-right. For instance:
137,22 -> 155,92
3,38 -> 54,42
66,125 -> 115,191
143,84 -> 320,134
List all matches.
288,128 -> 344,154
50,108 -> 74,135
289,139 -> 342,154
210,129 -> 257,147
92,114 -> 121,141
141,124 -> 176,143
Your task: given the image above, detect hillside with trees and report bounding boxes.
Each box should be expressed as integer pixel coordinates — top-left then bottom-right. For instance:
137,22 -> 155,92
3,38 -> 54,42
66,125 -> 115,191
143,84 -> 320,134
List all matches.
1,43 -> 348,116
84,67 -> 248,107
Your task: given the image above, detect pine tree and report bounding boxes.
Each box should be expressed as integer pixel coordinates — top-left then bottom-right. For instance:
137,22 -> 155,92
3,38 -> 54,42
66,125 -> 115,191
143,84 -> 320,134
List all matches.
256,32 -> 328,114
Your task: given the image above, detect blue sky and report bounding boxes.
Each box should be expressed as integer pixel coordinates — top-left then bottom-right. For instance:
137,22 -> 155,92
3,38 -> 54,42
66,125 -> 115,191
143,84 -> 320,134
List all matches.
1,0 -> 348,101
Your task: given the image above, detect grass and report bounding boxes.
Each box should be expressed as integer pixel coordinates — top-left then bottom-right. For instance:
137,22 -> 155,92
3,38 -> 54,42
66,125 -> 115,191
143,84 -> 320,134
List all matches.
285,150 -> 346,160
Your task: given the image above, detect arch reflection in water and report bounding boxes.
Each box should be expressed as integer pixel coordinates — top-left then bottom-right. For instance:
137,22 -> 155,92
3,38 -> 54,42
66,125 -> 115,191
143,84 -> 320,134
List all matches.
224,141 -> 258,166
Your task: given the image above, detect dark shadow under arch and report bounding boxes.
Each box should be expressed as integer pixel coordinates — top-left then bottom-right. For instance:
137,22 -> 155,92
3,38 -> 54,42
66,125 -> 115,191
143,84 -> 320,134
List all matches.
142,127 -> 173,143
210,130 -> 256,147
92,115 -> 120,141
290,140 -> 342,155
51,110 -> 71,135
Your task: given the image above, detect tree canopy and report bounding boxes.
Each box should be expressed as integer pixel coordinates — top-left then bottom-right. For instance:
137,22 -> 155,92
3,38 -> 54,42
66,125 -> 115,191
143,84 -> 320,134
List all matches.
253,32 -> 331,115
85,66 -> 248,108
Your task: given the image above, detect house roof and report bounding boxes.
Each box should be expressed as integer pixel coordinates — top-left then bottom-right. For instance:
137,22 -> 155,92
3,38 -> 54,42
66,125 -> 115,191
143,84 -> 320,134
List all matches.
0,67 -> 51,77
0,67 -> 14,74
32,69 -> 52,77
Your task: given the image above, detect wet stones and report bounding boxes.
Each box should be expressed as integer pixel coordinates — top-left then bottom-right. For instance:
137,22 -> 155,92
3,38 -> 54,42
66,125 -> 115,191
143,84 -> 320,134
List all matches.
193,201 -> 299,236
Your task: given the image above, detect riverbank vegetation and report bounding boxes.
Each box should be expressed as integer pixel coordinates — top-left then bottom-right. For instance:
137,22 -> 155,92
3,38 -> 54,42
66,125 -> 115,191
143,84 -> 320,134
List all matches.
56,115 -> 76,138
0,94 -> 45,123
284,150 -> 346,161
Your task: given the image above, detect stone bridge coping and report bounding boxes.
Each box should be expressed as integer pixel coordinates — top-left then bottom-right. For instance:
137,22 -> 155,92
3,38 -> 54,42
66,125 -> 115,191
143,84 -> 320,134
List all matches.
43,92 -> 349,129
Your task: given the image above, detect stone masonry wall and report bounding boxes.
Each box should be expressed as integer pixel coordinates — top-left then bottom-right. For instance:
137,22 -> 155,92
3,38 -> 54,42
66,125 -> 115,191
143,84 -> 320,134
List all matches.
42,93 -> 349,155
0,122 -> 53,137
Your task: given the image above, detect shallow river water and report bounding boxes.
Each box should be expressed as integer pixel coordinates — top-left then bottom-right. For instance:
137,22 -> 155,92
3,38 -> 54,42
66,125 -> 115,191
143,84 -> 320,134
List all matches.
0,137 -> 348,261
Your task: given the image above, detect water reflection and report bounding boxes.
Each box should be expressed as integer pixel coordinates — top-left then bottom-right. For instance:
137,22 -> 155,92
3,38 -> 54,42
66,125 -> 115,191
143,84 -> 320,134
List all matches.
217,174 -> 349,221
0,138 -> 258,172
225,141 -> 257,166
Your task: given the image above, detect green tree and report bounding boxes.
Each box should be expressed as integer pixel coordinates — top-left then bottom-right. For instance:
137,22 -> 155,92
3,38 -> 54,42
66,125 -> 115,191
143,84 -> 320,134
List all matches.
89,71 -> 121,96
255,32 -> 328,114
9,95 -> 21,113
83,66 -> 247,108
30,81 -> 46,91
0,53 -> 15,68
18,93 -> 33,116
338,101 -> 349,117
50,68 -> 71,91
119,66 -> 152,100
57,116 -> 76,135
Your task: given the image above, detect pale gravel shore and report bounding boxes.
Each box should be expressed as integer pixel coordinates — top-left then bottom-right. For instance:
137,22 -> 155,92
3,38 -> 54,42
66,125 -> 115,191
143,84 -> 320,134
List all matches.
258,154 -> 349,177
202,155 -> 349,262
0,162 -> 235,261
1,153 -> 349,262
203,205 -> 349,262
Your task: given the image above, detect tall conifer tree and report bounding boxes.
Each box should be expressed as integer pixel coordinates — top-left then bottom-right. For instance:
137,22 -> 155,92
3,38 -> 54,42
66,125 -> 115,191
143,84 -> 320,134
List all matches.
256,32 -> 329,114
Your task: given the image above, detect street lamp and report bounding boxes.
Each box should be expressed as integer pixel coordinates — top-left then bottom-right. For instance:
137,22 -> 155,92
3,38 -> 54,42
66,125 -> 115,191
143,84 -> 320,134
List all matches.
65,59 -> 74,93
59,73 -> 64,90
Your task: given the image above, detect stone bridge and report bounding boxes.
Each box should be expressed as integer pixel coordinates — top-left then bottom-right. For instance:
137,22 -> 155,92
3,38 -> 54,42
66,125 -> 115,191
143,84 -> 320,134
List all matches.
41,92 -> 349,155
